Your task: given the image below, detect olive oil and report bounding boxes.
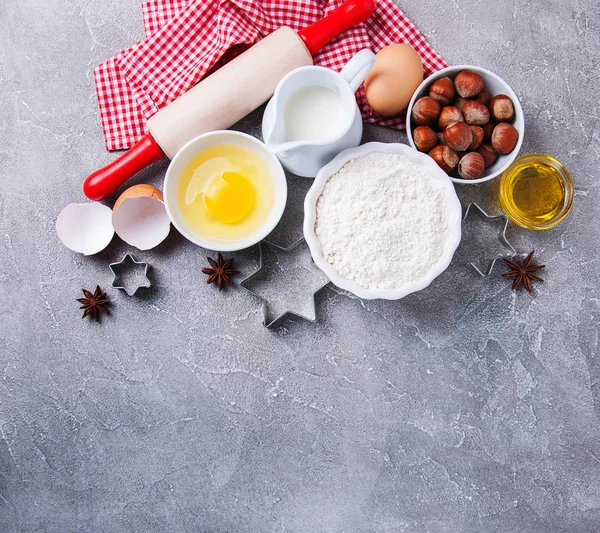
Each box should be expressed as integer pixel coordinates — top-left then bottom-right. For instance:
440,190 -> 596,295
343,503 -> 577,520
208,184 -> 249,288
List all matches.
499,155 -> 573,230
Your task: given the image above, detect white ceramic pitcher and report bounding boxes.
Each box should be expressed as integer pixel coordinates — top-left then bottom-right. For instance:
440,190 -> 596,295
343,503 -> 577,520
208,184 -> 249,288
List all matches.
262,49 -> 376,177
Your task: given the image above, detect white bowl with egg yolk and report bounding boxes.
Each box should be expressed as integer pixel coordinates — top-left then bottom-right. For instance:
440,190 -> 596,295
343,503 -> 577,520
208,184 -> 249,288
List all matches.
164,131 -> 287,252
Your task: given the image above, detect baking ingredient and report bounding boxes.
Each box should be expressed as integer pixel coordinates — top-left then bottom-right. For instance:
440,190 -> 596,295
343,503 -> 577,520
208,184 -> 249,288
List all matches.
410,69 -> 520,180
482,121 -> 496,141
458,152 -> 485,180
468,126 -> 484,151
462,100 -> 490,126
413,126 -> 438,152
499,155 -> 571,228
510,163 -> 565,220
477,144 -> 497,167
454,97 -> 469,110
314,151 -> 453,290
474,90 -> 492,106
489,94 -> 515,122
114,184 -> 163,210
411,97 -> 441,126
203,172 -> 254,223
284,86 -> 345,142
56,202 -> 114,255
112,196 -> 171,250
444,122 -> 473,151
491,123 -> 519,154
429,145 -> 459,173
364,44 -> 423,115
201,252 -> 240,291
438,106 -> 463,130
428,77 -> 455,106
502,251 -> 545,294
177,144 -> 274,243
77,286 -> 110,321
454,71 -> 484,98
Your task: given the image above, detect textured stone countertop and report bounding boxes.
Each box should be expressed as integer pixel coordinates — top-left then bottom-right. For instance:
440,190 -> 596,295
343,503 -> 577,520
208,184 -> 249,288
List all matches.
1,0 -> 599,531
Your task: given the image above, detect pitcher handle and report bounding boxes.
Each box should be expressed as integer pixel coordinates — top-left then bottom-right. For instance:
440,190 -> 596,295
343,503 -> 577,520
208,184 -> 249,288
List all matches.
340,49 -> 376,93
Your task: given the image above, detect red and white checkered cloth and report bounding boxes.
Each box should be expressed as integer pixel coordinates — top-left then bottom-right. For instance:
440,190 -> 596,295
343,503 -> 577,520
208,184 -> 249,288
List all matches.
95,0 -> 447,152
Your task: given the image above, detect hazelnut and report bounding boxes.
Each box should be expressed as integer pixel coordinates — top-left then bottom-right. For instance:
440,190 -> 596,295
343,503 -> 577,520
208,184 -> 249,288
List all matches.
468,125 -> 484,151
438,106 -> 464,130
429,77 -> 455,106
411,97 -> 441,126
489,94 -> 515,122
444,122 -> 473,152
458,152 -> 485,180
477,143 -> 497,168
474,90 -> 492,106
491,123 -> 519,154
454,71 -> 484,98
463,100 -> 490,126
428,145 -> 459,173
482,121 -> 496,141
413,126 -> 439,152
454,96 -> 469,110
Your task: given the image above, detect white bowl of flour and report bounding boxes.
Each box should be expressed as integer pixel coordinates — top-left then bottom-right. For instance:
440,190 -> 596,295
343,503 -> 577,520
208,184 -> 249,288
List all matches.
304,143 -> 462,300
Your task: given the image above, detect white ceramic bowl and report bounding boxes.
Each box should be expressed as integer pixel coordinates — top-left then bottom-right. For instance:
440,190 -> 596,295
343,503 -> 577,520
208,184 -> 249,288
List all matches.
304,142 -> 462,300
406,65 -> 525,185
163,131 -> 287,252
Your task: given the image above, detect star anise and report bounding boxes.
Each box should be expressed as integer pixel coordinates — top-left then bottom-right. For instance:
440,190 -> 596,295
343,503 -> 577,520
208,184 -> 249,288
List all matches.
502,250 -> 545,294
77,285 -> 110,320
201,252 -> 240,291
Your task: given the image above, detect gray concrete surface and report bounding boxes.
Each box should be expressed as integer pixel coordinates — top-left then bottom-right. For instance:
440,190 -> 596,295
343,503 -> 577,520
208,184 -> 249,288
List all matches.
1,0 -> 599,531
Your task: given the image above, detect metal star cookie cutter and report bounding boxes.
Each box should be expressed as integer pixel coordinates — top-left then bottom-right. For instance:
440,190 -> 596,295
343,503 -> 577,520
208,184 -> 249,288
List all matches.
463,203 -> 517,277
240,239 -> 330,328
109,254 -> 152,296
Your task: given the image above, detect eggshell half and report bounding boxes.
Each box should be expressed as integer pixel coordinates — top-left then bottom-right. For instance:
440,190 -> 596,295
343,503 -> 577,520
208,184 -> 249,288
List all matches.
114,184 -> 164,210
364,44 -> 424,116
112,196 -> 171,250
56,202 -> 115,255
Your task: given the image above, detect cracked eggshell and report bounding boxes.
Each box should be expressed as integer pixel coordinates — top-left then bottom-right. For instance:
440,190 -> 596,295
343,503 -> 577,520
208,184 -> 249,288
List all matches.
112,196 -> 171,250
56,202 -> 115,255
114,184 -> 163,210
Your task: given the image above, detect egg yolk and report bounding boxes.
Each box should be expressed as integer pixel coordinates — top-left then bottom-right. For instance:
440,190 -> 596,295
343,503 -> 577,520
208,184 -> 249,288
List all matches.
203,171 -> 254,224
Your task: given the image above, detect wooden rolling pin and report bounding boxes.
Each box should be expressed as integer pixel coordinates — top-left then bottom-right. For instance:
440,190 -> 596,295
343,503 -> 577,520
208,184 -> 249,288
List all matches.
84,0 -> 375,200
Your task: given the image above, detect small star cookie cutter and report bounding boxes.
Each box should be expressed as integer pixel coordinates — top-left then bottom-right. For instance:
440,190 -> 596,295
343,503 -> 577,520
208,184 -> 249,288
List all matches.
109,254 -> 152,296
241,239 -> 330,328
463,203 -> 517,277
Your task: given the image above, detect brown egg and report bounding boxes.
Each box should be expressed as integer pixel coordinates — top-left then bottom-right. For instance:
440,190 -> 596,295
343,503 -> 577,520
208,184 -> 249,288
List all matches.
364,44 -> 424,116
114,184 -> 164,210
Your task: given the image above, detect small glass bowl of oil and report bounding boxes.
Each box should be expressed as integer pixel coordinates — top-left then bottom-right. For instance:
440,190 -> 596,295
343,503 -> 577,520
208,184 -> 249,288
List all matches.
499,154 -> 573,230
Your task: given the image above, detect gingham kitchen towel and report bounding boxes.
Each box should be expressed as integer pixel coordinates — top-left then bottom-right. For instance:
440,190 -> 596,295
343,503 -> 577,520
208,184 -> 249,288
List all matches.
95,0 -> 447,151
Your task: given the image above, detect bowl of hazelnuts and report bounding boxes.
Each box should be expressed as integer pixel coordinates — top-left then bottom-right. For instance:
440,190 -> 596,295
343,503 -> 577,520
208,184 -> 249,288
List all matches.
406,65 -> 524,184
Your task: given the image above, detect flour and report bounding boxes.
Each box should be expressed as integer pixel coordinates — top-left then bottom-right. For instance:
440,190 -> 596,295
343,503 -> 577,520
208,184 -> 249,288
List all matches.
314,152 -> 451,290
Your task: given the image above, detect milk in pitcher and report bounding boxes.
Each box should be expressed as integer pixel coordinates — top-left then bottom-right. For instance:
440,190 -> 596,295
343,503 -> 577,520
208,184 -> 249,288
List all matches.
284,86 -> 346,143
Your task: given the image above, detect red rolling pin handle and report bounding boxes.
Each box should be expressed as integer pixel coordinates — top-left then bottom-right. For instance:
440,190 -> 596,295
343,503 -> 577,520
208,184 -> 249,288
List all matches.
83,135 -> 165,201
298,0 -> 375,55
